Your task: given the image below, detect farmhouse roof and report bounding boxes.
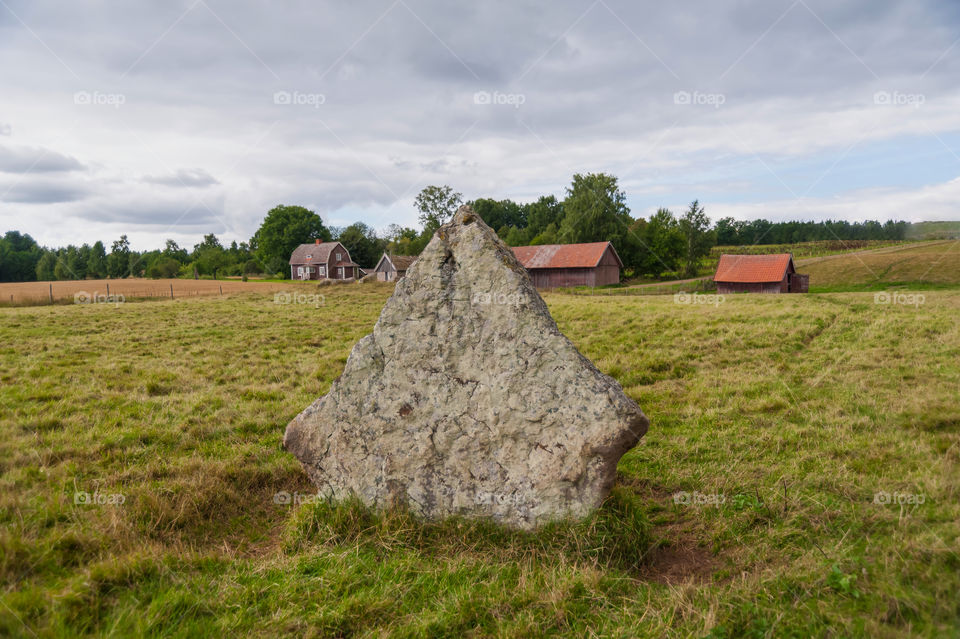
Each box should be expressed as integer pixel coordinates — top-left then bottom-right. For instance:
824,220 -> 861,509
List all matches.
389,255 -> 418,270
374,253 -> 418,272
289,242 -> 341,265
511,242 -> 622,269
714,253 -> 795,283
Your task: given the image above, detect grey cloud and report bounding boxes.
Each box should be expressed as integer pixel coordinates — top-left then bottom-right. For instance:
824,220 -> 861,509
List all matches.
143,168 -> 220,188
79,199 -> 227,228
0,181 -> 88,204
0,145 -> 85,173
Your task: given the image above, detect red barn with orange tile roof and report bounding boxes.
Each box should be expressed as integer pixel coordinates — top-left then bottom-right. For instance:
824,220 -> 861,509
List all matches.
511,242 -> 622,288
713,253 -> 809,294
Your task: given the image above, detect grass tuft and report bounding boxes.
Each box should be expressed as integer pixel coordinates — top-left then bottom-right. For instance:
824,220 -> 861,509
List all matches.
283,486 -> 652,574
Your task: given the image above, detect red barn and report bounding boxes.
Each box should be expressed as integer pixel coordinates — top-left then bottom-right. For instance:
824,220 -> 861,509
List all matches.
511,242 -> 622,288
713,253 -> 809,294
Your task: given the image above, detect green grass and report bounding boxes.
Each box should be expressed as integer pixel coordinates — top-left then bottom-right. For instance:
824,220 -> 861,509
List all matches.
802,240 -> 960,291
906,221 -> 960,241
2,285 -> 959,637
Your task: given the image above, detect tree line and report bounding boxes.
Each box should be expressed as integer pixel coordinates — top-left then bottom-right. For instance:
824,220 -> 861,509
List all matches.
0,215 -> 388,283
0,173 -> 909,282
406,175 -> 908,278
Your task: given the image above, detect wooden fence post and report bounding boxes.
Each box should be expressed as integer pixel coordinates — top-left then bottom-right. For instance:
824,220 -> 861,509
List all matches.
106,283 -> 110,296
170,284 -> 174,300
219,285 -> 223,296
49,283 -> 53,304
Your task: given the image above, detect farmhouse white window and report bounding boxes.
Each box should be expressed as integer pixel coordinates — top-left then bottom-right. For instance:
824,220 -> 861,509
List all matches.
319,266 -> 325,276
338,267 -> 343,278
297,267 -> 304,277
336,252 -> 342,261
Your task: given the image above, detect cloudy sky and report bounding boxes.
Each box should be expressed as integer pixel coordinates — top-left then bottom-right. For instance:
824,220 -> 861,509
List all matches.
1,0 -> 959,250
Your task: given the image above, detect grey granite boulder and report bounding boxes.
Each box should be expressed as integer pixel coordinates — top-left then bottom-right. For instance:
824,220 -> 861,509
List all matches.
283,205 -> 648,529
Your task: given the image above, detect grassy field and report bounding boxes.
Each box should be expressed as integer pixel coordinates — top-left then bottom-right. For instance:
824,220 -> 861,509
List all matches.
575,240 -> 960,297
2,283 -> 959,637
801,240 -> 960,291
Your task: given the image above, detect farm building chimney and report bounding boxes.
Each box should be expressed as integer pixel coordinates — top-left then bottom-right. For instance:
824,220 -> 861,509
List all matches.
315,239 -> 320,245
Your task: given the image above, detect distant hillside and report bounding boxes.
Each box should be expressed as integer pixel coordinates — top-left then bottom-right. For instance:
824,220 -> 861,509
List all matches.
906,221 -> 960,240
799,240 -> 960,290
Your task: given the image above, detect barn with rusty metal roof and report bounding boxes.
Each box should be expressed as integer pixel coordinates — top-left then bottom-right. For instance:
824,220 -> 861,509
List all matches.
713,253 -> 809,294
511,242 -> 623,288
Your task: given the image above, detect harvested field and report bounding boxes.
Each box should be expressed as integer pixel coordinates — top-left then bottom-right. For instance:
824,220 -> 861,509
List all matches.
0,278 -> 327,305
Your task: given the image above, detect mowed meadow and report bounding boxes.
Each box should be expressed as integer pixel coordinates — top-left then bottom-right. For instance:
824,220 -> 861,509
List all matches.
2,282 -> 959,637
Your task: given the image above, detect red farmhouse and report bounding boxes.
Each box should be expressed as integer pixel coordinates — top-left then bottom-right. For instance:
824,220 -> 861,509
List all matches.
289,240 -> 360,281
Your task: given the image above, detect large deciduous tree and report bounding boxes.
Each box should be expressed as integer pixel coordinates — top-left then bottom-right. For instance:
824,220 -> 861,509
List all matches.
558,173 -> 646,272
415,185 -> 462,234
0,231 -> 43,282
335,222 -> 385,268
639,208 -> 685,277
106,235 -> 131,278
678,200 -> 716,278
252,205 -> 331,277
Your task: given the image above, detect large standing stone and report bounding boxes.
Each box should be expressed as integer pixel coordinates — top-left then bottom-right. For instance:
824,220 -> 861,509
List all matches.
283,206 -> 648,529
